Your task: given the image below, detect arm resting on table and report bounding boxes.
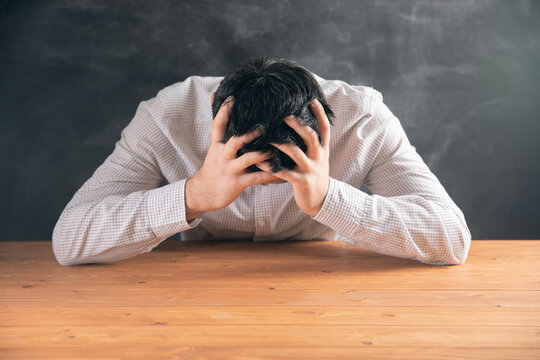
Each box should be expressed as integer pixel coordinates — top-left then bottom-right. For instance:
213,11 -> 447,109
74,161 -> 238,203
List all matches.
314,100 -> 471,265
52,102 -> 198,266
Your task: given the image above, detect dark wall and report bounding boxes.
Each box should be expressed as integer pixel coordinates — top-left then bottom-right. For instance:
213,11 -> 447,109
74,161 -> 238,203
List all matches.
1,0 -> 539,240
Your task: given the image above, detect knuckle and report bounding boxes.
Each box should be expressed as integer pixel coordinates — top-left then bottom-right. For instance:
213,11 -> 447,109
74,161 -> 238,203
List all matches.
244,153 -> 257,166
306,128 -> 319,141
227,135 -> 238,144
227,136 -> 243,150
235,156 -> 248,170
242,151 -> 262,167
237,177 -> 248,188
303,125 -> 314,134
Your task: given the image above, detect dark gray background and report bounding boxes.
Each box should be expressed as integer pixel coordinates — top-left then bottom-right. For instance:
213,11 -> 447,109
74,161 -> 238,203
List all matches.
1,0 -> 539,240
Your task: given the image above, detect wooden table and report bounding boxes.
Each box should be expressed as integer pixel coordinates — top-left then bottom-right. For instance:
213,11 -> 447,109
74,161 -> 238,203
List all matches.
1,240 -> 539,359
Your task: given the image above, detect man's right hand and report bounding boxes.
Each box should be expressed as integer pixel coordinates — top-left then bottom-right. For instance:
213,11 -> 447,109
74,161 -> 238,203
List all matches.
184,96 -> 281,221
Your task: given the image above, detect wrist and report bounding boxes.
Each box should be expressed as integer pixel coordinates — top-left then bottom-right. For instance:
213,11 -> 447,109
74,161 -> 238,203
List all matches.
309,176 -> 330,217
298,180 -> 329,217
184,176 -> 206,221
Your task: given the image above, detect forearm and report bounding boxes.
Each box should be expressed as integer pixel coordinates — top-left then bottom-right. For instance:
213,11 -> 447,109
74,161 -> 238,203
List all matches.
313,178 -> 472,265
52,180 -> 198,266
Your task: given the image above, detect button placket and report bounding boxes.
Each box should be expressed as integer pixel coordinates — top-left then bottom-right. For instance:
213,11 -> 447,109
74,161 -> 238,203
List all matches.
253,184 -> 265,239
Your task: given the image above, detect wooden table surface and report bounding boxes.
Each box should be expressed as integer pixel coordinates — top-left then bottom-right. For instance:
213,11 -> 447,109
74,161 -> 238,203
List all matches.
1,240 -> 539,359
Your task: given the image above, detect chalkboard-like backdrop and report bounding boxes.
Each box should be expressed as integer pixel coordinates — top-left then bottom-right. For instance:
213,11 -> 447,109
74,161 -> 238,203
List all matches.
1,0 -> 539,240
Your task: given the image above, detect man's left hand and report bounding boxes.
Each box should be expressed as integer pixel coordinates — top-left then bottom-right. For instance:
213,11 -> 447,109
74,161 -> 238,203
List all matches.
256,99 -> 331,217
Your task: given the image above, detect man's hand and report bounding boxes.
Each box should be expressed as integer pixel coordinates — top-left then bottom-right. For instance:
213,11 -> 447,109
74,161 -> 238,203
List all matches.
256,99 -> 331,217
185,96 -> 281,221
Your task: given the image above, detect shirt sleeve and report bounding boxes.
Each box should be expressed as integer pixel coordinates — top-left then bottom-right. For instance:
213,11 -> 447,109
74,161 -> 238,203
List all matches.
313,99 -> 472,265
52,100 -> 201,266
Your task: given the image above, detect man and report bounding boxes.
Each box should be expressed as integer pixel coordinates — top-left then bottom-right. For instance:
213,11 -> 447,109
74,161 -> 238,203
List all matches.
52,57 -> 471,266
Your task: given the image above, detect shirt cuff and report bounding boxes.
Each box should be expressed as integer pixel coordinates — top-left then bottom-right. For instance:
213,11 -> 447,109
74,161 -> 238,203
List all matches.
146,179 -> 202,238
312,177 -> 370,232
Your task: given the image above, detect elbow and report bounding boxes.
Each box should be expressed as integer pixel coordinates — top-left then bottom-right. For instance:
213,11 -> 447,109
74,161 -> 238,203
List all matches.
53,252 -> 77,267
52,227 -> 77,266
419,206 -> 472,266
52,235 -> 91,266
448,209 -> 472,265
430,219 -> 472,266
450,225 -> 472,265
52,213 -> 85,266
52,245 -> 74,267
445,237 -> 470,265
53,254 -> 79,267
52,205 -> 109,267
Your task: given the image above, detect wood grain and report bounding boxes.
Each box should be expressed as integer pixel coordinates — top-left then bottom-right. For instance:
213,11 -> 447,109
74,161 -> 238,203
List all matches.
1,240 -> 539,359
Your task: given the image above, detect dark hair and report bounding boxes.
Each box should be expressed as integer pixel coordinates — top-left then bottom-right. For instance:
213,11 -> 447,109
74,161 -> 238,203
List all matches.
212,57 -> 334,172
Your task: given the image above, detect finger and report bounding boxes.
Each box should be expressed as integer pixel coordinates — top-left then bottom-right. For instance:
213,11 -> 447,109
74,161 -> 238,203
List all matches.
232,150 -> 272,172
225,128 -> 264,157
210,96 -> 234,144
255,161 -> 298,183
270,142 -> 309,168
309,99 -> 331,147
238,170 -> 283,188
283,116 -> 320,158
262,178 -> 287,186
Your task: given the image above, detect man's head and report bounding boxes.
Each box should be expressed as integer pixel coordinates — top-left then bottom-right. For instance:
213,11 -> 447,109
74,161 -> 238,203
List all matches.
212,57 -> 334,172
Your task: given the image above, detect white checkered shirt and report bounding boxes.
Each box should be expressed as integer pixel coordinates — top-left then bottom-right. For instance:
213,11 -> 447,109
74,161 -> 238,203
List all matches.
52,75 -> 471,266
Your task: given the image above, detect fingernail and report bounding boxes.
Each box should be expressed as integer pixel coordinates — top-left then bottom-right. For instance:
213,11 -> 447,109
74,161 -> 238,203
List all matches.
223,96 -> 234,106
284,115 -> 296,122
311,99 -> 320,106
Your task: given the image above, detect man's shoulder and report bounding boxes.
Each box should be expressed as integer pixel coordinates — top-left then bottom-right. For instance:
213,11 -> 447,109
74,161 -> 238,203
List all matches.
141,76 -> 222,123
318,76 -> 382,99
316,75 -> 383,118
314,75 -> 387,133
158,75 -> 223,99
